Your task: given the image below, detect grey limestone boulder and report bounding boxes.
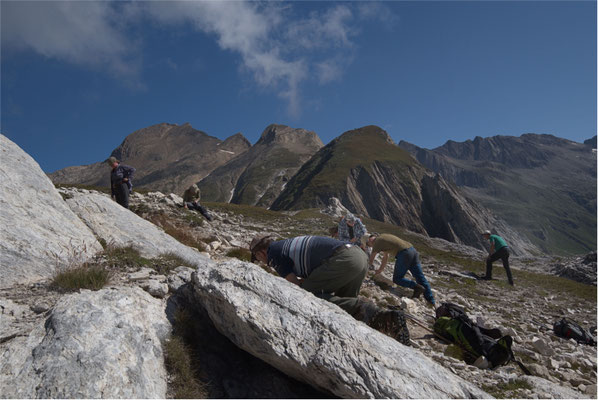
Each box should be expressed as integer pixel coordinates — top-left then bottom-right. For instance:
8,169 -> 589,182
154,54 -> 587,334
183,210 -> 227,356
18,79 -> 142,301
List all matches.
0,286 -> 170,398
190,258 -> 491,399
64,191 -> 213,266
0,135 -> 103,289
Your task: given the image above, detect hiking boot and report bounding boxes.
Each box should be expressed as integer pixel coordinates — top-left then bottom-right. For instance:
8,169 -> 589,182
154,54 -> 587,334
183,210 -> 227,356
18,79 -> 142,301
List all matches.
369,309 -> 410,346
412,284 -> 425,299
508,280 -> 514,286
479,275 -> 492,281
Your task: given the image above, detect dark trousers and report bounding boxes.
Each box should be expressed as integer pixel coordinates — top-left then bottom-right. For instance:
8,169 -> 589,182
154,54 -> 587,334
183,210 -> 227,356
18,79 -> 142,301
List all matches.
113,183 -> 129,209
185,201 -> 213,221
486,247 -> 513,284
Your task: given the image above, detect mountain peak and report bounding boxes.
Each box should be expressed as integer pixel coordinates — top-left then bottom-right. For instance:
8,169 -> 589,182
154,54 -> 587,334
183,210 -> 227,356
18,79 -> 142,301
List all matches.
256,124 -> 323,147
336,125 -> 395,146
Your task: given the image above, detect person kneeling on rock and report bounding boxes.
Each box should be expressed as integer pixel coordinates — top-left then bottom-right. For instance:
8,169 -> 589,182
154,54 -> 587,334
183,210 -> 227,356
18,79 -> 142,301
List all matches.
250,234 -> 410,345
182,184 -> 213,221
363,233 -> 435,306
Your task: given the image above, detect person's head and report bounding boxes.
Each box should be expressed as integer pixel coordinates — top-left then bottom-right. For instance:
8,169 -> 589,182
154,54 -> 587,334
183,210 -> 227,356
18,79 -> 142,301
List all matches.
106,156 -> 119,169
328,226 -> 338,238
481,230 -> 491,240
250,235 -> 275,263
362,233 -> 378,248
345,213 -> 356,227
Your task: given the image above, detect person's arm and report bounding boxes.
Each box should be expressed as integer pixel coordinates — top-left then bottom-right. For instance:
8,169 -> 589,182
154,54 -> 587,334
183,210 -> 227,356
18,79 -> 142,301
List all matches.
284,273 -> 303,286
489,239 -> 495,255
375,252 -> 388,275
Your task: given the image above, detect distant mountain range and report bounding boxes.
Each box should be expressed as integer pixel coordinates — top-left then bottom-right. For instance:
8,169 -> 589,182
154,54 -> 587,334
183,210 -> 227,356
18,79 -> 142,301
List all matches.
49,123 -> 596,255
399,134 -> 597,255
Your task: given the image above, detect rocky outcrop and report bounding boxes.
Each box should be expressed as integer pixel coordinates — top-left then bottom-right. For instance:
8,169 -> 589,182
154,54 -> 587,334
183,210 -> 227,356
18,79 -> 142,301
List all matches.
0,135 -> 103,289
49,123 -> 251,195
399,134 -> 597,255
272,126 -> 538,256
63,190 -> 213,264
198,124 -> 323,207
189,258 -> 490,398
0,286 -> 170,398
552,252 -> 597,286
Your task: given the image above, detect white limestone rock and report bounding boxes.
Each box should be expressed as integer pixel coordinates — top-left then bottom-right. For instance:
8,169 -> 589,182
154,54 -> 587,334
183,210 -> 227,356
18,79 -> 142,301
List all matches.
190,259 -> 490,399
143,279 -> 169,298
519,376 -> 591,399
64,191 -> 213,267
0,286 -> 170,398
0,135 -> 102,289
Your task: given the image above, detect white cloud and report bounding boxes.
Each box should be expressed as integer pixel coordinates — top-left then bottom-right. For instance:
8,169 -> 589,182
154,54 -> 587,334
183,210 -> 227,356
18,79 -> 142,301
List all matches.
1,1 -> 396,115
1,1 -> 139,81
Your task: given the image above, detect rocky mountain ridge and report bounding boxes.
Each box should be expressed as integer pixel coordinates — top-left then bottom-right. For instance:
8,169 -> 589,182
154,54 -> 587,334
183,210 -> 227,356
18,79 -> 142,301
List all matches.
49,123 -> 251,195
271,126 -> 538,256
197,124 -> 323,207
399,134 -> 597,255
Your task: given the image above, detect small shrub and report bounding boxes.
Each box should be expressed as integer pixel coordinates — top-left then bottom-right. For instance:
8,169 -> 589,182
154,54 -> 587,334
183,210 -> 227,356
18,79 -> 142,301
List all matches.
226,248 -> 252,262
52,264 -> 110,291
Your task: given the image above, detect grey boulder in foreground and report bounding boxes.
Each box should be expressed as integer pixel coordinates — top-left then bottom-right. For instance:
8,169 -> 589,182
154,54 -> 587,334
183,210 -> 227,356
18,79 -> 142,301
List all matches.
191,259 -> 492,399
0,286 -> 170,398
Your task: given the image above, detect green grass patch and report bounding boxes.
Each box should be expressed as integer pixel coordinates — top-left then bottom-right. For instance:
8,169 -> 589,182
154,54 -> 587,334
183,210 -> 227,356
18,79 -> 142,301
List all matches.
104,245 -> 152,269
482,379 -> 533,398
52,263 -> 110,291
152,252 -> 195,275
226,248 -> 252,262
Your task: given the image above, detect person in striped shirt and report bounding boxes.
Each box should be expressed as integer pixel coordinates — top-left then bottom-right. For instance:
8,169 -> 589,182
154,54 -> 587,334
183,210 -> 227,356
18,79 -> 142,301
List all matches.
250,235 -> 410,345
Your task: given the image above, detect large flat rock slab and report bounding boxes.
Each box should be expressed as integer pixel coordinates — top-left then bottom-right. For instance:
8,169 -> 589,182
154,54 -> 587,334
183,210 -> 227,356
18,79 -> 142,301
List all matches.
0,135 -> 102,289
191,259 -> 491,399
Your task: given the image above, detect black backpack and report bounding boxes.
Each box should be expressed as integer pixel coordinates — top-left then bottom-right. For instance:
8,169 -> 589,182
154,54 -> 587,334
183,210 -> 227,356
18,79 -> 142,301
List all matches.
554,318 -> 596,346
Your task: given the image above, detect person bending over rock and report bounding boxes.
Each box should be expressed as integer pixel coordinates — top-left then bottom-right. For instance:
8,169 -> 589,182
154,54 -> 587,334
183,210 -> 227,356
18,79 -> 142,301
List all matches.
363,233 -> 435,306
107,156 -> 135,209
481,230 -> 513,285
182,184 -> 213,222
250,235 -> 410,345
337,213 -> 367,245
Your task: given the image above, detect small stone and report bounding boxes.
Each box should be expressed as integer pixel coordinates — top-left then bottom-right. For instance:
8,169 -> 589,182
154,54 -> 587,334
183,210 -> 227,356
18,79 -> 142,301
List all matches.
585,384 -> 597,396
30,304 -> 50,314
531,337 -> 554,356
129,268 -> 153,281
578,384 -> 587,392
142,280 -> 169,298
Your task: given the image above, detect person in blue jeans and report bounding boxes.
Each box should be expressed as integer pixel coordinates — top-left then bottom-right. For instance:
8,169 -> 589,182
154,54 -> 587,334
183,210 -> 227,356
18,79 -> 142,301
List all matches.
363,233 -> 435,306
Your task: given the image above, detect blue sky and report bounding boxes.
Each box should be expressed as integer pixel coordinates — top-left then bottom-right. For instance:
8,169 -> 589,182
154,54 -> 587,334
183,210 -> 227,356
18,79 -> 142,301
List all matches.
1,1 -> 596,173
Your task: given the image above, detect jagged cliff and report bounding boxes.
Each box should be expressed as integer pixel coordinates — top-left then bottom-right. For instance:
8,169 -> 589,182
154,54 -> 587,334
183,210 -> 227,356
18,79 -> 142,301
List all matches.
49,123 -> 251,195
399,134 -> 597,255
271,126 -> 538,255
198,124 -> 323,207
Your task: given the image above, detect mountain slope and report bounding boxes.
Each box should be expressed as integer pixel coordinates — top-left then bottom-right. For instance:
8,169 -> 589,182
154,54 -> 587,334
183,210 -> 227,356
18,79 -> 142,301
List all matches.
399,134 -> 597,255
271,126 -> 538,255
198,124 -> 323,207
49,123 -> 251,195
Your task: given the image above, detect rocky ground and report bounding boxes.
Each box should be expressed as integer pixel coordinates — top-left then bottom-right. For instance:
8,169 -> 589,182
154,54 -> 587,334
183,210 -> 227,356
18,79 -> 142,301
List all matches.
2,188 -> 596,399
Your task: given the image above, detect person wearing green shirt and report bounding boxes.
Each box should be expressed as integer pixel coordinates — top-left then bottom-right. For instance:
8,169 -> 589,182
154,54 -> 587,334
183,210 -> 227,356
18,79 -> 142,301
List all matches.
481,230 -> 514,285
363,233 -> 435,306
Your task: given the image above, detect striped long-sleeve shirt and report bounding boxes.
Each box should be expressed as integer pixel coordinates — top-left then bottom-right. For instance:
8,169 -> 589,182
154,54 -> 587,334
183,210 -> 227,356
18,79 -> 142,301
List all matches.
267,236 -> 344,278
